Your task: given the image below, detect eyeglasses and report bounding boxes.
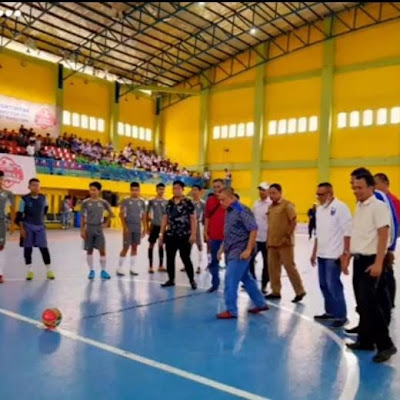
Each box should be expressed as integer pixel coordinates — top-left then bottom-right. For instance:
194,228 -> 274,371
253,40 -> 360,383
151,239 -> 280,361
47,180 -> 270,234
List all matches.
316,192 -> 328,197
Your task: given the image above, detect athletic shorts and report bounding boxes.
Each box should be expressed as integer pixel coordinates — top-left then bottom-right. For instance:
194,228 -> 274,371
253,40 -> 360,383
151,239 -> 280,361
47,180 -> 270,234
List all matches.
84,225 -> 105,252
123,226 -> 141,247
24,223 -> 48,248
0,220 -> 6,247
148,225 -> 161,244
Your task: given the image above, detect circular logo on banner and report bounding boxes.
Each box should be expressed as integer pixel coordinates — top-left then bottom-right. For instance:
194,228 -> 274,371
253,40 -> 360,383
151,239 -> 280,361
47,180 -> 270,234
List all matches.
34,108 -> 56,130
0,157 -> 24,189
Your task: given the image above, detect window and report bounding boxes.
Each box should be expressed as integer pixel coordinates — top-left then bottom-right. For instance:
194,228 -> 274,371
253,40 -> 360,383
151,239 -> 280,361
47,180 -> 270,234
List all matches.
62,110 -> 71,126
278,119 -> 287,135
213,126 -> 220,139
298,117 -> 307,133
132,126 -> 138,139
98,118 -> 105,132
287,118 -> 296,134
377,108 -> 388,125
246,122 -> 254,137
89,117 -> 97,131
349,111 -> 360,128
229,124 -> 237,138
309,116 -> 318,132
337,112 -> 347,128
390,107 -> 400,124
72,112 -> 80,128
81,115 -> 88,129
362,110 -> 373,126
237,123 -> 245,137
146,129 -> 152,142
125,124 -> 131,137
139,127 -> 145,140
268,120 -> 277,135
221,125 -> 228,139
118,122 -> 124,136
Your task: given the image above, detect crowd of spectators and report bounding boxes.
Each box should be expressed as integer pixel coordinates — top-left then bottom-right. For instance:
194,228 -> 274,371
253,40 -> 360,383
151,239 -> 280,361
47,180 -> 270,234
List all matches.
0,125 -> 198,178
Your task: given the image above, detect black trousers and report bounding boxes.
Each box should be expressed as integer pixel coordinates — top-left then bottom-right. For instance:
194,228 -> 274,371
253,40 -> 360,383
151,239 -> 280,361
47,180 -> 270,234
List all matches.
353,255 -> 394,351
249,241 -> 269,289
308,221 -> 316,239
166,235 -> 194,283
353,253 -> 393,323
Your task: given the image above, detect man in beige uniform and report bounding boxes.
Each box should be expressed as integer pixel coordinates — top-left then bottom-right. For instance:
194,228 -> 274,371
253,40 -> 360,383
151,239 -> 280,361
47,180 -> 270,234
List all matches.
266,184 -> 306,303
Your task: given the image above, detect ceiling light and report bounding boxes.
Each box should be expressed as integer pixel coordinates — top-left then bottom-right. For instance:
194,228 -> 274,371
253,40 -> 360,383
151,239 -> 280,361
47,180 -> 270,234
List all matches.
14,10 -> 21,18
250,27 -> 257,35
0,10 -> 4,17
199,2 -> 205,6
5,10 -> 12,17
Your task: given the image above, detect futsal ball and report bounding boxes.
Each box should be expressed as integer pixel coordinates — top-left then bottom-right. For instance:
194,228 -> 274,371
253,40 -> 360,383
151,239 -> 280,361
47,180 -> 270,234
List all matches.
41,308 -> 62,329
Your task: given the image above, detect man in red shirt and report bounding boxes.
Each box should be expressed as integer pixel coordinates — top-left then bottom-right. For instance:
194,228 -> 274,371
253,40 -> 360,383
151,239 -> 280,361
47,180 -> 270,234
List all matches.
204,178 -> 225,292
374,173 -> 400,222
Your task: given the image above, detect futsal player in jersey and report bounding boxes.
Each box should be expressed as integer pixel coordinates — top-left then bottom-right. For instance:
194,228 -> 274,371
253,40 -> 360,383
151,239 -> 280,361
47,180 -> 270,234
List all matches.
81,181 -> 115,280
146,183 -> 168,273
191,184 -> 205,274
18,178 -> 55,281
117,182 -> 146,276
0,171 -> 16,283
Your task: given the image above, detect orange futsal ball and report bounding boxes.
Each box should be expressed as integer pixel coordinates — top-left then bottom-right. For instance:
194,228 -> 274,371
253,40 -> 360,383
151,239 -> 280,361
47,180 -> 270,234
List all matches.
41,308 -> 62,329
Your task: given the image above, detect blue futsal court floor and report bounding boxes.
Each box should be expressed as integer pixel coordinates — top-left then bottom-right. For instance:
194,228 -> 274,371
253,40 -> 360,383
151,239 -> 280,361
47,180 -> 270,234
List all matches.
0,229 -> 399,400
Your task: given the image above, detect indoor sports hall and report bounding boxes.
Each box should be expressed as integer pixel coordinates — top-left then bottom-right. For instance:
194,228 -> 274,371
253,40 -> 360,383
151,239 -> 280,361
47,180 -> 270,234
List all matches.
0,2 -> 400,400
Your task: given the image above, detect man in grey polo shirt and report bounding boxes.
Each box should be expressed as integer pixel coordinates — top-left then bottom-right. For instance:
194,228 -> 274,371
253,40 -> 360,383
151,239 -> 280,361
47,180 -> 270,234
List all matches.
117,182 -> 146,276
146,183 -> 167,273
346,171 -> 397,363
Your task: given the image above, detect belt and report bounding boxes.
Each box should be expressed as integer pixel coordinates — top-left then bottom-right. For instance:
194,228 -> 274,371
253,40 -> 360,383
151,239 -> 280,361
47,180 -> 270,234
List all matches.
352,254 -> 376,259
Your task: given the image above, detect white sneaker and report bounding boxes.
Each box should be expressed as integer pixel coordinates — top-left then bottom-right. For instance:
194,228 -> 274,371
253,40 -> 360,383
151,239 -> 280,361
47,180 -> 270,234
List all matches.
130,270 -> 139,276
116,268 -> 125,276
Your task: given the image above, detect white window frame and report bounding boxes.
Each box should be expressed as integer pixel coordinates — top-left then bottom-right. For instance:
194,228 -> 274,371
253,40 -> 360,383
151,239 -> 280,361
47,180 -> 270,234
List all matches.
268,120 -> 277,135
62,110 -> 71,126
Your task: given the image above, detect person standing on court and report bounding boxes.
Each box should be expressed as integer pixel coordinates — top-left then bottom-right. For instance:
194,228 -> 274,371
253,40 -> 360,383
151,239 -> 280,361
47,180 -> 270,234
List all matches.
249,182 -> 271,294
310,183 -> 352,328
146,183 -> 168,273
307,204 -> 317,240
374,172 -> 400,308
160,180 -> 197,290
216,188 -> 268,319
346,171 -> 397,363
117,182 -> 146,277
191,184 -> 205,275
204,179 -> 225,293
266,184 -> 306,303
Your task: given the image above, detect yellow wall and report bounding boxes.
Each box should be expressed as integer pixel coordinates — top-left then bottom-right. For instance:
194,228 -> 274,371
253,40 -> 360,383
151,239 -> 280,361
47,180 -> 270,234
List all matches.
62,74 -> 111,144
208,87 -> 254,164
119,92 -> 155,150
0,50 -> 56,105
163,95 -> 200,168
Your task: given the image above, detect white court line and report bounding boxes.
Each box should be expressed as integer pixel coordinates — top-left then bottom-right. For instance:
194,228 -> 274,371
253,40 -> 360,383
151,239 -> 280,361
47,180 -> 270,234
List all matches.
0,277 -> 359,400
0,307 -> 269,400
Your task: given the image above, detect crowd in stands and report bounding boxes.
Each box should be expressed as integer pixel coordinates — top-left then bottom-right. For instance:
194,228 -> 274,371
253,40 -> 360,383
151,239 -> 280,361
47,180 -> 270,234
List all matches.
0,125 -> 198,178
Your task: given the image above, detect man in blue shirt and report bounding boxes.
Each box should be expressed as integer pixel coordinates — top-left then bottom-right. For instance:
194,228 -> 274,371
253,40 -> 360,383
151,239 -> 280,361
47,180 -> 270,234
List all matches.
18,178 -> 54,281
217,188 -> 268,319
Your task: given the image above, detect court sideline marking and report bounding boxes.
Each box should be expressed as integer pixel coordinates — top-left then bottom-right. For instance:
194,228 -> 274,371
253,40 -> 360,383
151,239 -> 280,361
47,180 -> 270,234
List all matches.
0,278 -> 359,400
0,307 -> 270,400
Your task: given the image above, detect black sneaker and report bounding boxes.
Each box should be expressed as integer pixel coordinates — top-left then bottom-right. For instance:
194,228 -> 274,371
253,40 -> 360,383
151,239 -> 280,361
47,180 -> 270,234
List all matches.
373,346 -> 397,363
345,326 -> 359,335
314,313 -> 335,320
292,293 -> 306,303
346,342 -> 375,351
190,281 -> 197,290
265,293 -> 281,300
207,287 -> 217,293
261,287 -> 268,294
161,280 -> 175,288
331,319 -> 348,328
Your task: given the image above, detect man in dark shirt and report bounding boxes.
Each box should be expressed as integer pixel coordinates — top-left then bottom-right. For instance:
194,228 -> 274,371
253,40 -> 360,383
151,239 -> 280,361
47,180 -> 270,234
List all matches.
160,180 -> 197,290
217,188 -> 268,319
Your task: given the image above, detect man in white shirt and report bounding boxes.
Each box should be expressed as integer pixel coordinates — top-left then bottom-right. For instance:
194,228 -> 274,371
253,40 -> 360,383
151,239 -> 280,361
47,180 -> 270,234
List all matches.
249,182 -> 271,294
346,171 -> 396,363
26,143 -> 35,156
310,183 -> 352,328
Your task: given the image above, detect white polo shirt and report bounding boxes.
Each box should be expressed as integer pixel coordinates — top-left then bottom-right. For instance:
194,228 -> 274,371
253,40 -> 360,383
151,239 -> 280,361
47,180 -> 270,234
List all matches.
351,195 -> 391,255
253,198 -> 272,242
316,198 -> 352,259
